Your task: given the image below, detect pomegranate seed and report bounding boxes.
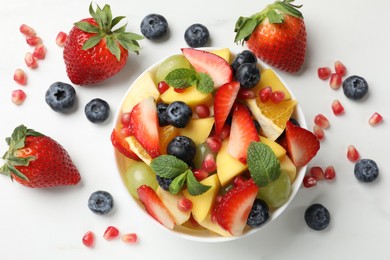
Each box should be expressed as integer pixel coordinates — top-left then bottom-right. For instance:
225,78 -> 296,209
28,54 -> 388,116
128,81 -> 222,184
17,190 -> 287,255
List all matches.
13,69 -> 27,85
12,89 -> 27,105
259,86 -> 272,103
314,113 -> 330,129
25,52 -> 38,69
317,67 -> 332,80
193,169 -> 209,182
32,44 -> 46,59
270,91 -> 285,104
56,31 -> 68,47
347,145 -> 360,162
26,36 -> 42,46
324,166 -> 336,180
303,175 -> 317,188
121,233 -> 138,244
157,81 -> 169,94
334,60 -> 347,77
368,112 -> 383,126
174,88 -> 186,93
233,176 -> 245,186
121,112 -> 132,126
331,99 -> 344,115
329,73 -> 342,90
103,226 -> 120,241
189,215 -> 200,227
238,89 -> 255,99
309,166 -> 325,180
195,104 -> 210,118
313,125 -> 325,141
19,24 -> 36,37
206,136 -> 222,153
82,231 -> 95,248
120,126 -> 132,137
177,197 -> 193,212
202,153 -> 217,173
212,124 -> 231,140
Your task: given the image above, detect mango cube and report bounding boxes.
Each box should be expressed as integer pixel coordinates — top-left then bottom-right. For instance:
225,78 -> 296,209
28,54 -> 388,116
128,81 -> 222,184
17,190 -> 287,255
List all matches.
179,117 -> 215,145
160,85 -> 212,108
259,135 -> 286,158
156,188 -> 191,225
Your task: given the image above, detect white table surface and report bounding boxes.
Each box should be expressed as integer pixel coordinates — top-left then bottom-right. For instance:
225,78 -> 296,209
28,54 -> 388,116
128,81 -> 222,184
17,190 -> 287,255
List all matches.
1,0 -> 389,259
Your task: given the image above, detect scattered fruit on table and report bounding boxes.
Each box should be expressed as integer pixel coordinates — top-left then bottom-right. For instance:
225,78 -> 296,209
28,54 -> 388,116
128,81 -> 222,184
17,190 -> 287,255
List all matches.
0,125 -> 80,188
184,23 -> 210,48
19,24 -> 36,37
45,82 -> 76,113
82,231 -> 95,248
368,112 -> 383,126
13,68 -> 27,85
88,190 -> 114,215
234,0 -> 306,73
84,98 -> 110,123
304,203 -> 330,231
56,31 -> 67,47
347,145 -> 360,162
25,52 -> 38,68
354,159 -> 379,183
63,3 -> 143,85
331,99 -> 344,115
103,226 -> 120,240
140,14 -> 168,40
342,75 -> 369,100
11,89 -> 26,105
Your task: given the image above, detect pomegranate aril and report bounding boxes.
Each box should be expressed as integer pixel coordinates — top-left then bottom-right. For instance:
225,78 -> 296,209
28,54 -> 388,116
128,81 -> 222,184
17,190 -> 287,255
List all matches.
26,36 -> 42,46
317,67 -> 332,80
309,166 -> 325,180
335,60 -> 347,77
177,197 -> 193,212
189,215 -> 200,227
324,166 -> 336,180
330,73 -> 342,90
174,88 -> 186,93
82,231 -> 95,248
193,169 -> 209,182
33,44 -> 46,59
202,153 -> 217,173
120,126 -> 132,137
331,99 -> 344,115
157,81 -> 169,94
238,89 -> 255,99
347,145 -> 360,162
232,175 -> 245,187
13,69 -> 27,85
368,112 -> 383,126
303,175 -> 317,188
19,24 -> 36,37
121,233 -> 138,244
195,104 -> 210,118
314,113 -> 330,129
206,136 -> 222,153
103,226 -> 120,241
270,91 -> 285,104
56,31 -> 67,47
121,112 -> 132,126
12,89 -> 27,105
259,86 -> 272,103
25,52 -> 38,69
313,125 -> 325,141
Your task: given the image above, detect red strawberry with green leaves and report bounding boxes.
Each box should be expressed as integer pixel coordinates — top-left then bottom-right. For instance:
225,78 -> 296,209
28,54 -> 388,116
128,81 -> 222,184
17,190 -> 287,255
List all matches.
234,0 -> 306,73
285,121 -> 320,167
0,125 -> 80,188
63,3 -> 143,86
214,81 -> 240,134
213,178 -> 258,236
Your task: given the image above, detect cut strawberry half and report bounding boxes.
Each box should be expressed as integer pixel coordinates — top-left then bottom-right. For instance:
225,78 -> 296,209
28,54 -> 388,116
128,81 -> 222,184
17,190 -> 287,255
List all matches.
110,128 -> 140,160
130,97 -> 160,158
228,103 -> 260,164
285,121 -> 320,167
137,185 -> 175,229
214,81 -> 240,134
214,178 -> 258,236
181,48 -> 233,88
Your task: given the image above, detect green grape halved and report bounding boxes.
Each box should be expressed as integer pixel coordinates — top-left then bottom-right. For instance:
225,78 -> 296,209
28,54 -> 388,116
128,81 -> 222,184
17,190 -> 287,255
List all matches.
124,162 -> 158,198
155,54 -> 191,84
257,171 -> 291,208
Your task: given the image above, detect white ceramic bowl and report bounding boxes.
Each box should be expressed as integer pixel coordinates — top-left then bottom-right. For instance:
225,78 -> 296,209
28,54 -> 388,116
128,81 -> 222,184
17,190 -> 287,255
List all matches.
113,48 -> 307,242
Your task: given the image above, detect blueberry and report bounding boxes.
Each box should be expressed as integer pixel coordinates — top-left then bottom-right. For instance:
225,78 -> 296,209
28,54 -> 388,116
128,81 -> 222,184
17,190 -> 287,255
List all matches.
247,199 -> 269,227
304,203 -> 330,231
166,101 -> 192,128
235,63 -> 260,89
167,136 -> 196,163
184,23 -> 210,48
88,190 -> 114,215
140,14 -> 168,40
84,98 -> 110,123
231,50 -> 257,73
354,159 -> 379,183
157,102 -> 169,126
156,175 -> 173,191
342,75 -> 369,100
45,82 -> 76,112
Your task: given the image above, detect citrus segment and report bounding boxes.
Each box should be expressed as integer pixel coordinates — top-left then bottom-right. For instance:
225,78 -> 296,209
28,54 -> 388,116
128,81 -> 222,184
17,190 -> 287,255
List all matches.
257,99 -> 297,130
125,136 -> 153,165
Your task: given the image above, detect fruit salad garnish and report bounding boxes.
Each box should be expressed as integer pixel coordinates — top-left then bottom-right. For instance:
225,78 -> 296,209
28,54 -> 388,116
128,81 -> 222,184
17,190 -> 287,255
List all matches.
63,3 -> 143,86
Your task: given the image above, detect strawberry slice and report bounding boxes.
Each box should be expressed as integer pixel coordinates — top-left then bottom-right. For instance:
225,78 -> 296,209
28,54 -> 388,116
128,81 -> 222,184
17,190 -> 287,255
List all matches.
214,178 -> 258,236
285,121 -> 320,167
110,128 -> 140,160
137,185 -> 175,229
129,97 -> 160,158
228,103 -> 260,164
181,48 -> 233,88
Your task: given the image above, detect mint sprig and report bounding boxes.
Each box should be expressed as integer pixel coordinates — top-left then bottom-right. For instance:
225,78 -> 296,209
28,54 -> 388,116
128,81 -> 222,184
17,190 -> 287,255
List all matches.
247,142 -> 281,187
165,68 -> 214,94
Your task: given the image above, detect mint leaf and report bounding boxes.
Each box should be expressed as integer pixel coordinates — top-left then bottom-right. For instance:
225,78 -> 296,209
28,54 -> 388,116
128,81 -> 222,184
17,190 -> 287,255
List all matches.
169,171 -> 188,194
165,68 -> 198,89
150,155 -> 189,179
186,170 -> 211,196
197,73 -> 214,93
247,142 -> 281,187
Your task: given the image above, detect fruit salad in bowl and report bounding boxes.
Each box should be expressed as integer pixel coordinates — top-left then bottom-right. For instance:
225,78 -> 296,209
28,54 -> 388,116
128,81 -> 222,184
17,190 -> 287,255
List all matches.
111,47 -> 319,241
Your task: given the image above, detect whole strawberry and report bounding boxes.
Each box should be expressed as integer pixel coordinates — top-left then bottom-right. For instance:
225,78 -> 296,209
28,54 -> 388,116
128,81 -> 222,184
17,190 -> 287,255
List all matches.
0,125 -> 81,188
234,0 -> 306,73
63,3 -> 143,85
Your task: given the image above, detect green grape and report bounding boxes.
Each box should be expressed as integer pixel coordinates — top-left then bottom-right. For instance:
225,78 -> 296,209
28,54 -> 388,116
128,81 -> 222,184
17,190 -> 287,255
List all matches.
124,161 -> 158,198
192,143 -> 211,169
155,54 -> 191,83
257,171 -> 291,208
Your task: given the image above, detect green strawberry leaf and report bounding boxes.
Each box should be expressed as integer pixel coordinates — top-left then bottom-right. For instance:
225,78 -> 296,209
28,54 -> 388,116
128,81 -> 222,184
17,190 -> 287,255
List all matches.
150,155 -> 189,179
197,73 -> 214,93
82,34 -> 103,50
266,9 -> 284,24
74,21 -> 100,33
186,170 -> 211,196
106,36 -> 121,60
234,17 -> 260,44
169,171 -> 188,194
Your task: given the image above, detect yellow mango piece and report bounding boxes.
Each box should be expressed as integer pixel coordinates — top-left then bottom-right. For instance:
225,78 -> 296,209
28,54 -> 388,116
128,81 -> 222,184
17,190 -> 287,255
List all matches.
259,135 -> 286,159
160,85 -> 212,108
121,71 -> 160,113
210,48 -> 231,63
156,188 -> 191,225
254,69 -> 292,100
198,213 -> 232,237
216,139 -> 248,186
183,174 -> 220,223
280,155 -> 297,183
179,117 -> 215,145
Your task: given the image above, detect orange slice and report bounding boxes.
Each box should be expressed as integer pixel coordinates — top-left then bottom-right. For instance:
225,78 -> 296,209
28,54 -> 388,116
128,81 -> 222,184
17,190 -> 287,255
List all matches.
125,136 -> 153,165
159,125 -> 179,154
257,99 -> 297,129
